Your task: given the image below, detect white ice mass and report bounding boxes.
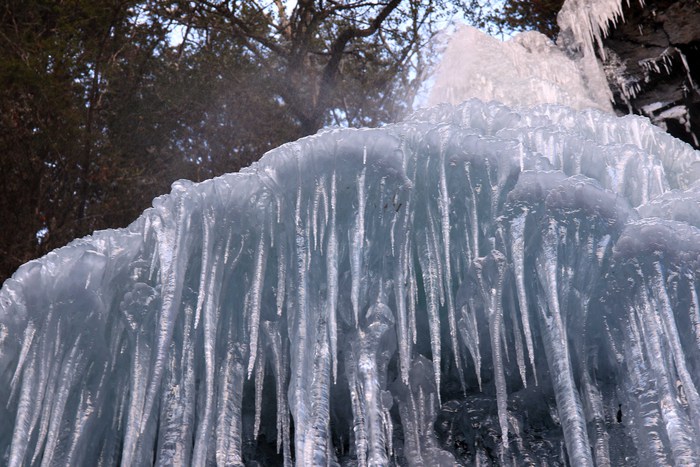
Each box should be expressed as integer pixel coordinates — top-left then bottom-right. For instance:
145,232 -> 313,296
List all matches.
427,26 -> 612,112
3,2 -> 700,466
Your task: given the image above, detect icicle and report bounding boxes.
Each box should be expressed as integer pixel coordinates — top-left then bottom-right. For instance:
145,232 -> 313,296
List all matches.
290,182 -> 313,464
358,301 -> 395,465
394,235 -> 412,384
312,178 -> 321,251
8,348 -> 38,467
474,251 -> 509,445
636,281 -> 699,464
535,219 -> 594,467
581,372 -> 611,467
382,390 -> 394,461
327,171 -> 339,384
511,212 -> 537,384
247,228 -> 269,378
9,322 -> 35,392
39,337 -> 82,467
122,332 -> 151,465
456,272 -> 483,391
394,361 -> 424,466
299,296 -> 332,466
405,387 -> 424,465
408,248 -> 419,346
254,350 -> 265,439
351,147 -> 368,326
192,210 -> 224,466
649,263 -> 700,451
427,205 -> 445,307
276,240 -> 287,317
625,301 -> 670,464
688,276 -> 700,351
419,231 -> 442,401
262,321 -> 291,465
140,192 -> 195,439
346,339 -> 368,467
216,343 -> 246,466
464,162 -> 480,258
343,299 -> 395,466
312,175 -> 328,252
29,342 -> 59,466
63,365 -> 101,465
438,140 -> 465,389
507,284 -> 528,388
159,303 -> 195,466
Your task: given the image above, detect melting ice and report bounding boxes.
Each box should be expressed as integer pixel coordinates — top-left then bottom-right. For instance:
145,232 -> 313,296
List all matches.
2,98 -> 700,466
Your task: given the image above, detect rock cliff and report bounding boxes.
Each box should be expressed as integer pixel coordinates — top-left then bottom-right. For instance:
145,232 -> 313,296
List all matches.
602,0 -> 700,148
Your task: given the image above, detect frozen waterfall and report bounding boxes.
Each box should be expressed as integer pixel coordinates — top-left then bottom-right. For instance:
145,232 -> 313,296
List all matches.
4,0 -> 700,462
2,97 -> 700,465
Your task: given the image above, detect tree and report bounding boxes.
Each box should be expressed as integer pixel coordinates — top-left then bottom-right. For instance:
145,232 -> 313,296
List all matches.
472,0 -> 564,38
0,0 -> 195,280
157,0 -> 452,133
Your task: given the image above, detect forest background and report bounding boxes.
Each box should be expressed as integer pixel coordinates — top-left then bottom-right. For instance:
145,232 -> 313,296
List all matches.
0,0 -> 562,283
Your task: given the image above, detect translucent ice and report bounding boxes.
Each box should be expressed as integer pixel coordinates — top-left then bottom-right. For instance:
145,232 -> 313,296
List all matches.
2,98 -> 700,465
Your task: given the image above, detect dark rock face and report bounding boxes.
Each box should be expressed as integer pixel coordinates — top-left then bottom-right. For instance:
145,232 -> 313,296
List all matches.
602,0 -> 700,148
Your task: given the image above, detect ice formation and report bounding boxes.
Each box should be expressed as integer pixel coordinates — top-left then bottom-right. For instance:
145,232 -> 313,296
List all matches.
427,26 -> 612,112
556,0 -> 635,58
2,97 -> 700,465
3,0 -> 700,464
430,0 -> 700,151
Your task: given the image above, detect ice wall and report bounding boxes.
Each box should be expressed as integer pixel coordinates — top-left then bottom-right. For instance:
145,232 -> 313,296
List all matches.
2,99 -> 700,465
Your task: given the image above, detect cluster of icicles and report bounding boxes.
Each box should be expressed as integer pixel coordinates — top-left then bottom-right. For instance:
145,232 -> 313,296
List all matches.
2,99 -> 700,466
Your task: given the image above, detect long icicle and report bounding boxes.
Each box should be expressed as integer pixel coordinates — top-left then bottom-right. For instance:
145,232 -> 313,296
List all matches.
536,219 -> 594,467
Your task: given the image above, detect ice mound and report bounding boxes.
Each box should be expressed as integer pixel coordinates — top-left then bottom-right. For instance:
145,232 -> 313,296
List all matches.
2,99 -> 700,465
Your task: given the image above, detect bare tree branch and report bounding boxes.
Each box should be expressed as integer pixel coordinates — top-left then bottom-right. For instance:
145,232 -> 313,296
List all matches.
316,0 -> 402,122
